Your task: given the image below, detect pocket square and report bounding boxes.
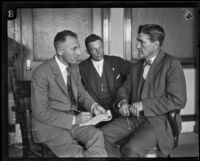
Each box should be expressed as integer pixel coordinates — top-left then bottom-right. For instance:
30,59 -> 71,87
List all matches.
116,74 -> 120,80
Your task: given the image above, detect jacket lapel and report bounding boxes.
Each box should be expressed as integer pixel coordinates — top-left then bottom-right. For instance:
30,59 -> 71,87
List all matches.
50,57 -> 70,97
142,49 -> 165,93
70,65 -> 78,103
104,57 -> 114,94
87,59 -> 99,95
137,62 -> 145,98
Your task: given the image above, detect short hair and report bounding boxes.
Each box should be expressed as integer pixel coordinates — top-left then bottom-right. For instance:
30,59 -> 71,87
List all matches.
138,24 -> 165,47
54,30 -> 77,50
85,34 -> 103,50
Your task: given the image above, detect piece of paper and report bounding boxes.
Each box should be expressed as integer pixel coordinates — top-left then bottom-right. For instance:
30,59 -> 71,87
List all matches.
79,110 -> 112,126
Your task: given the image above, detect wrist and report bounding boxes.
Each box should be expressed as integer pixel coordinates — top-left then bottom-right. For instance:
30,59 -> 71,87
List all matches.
73,116 -> 78,125
91,103 -> 98,114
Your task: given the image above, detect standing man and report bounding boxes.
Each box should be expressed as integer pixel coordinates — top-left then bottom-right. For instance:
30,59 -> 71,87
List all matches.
79,34 -> 131,120
101,24 -> 187,157
31,30 -> 107,157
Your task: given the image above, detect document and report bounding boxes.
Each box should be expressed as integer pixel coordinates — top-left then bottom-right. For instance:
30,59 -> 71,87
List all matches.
79,110 -> 112,126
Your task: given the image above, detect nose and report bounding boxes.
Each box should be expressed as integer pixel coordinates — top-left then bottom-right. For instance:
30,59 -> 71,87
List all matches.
136,42 -> 141,49
76,48 -> 81,56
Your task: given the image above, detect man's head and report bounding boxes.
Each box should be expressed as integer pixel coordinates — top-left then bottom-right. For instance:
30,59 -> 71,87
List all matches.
136,24 -> 165,59
85,34 -> 104,61
54,30 -> 81,65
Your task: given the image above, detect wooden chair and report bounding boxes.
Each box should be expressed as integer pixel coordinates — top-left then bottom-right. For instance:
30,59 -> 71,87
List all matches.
14,80 -> 55,158
116,110 -> 181,157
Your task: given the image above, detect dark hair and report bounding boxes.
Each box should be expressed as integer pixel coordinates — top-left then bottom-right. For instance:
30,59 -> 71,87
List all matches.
54,30 -> 77,50
138,24 -> 165,47
85,34 -> 103,50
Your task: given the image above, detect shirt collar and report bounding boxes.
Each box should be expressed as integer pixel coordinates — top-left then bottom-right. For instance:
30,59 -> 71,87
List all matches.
91,58 -> 104,66
146,55 -> 157,64
55,55 -> 68,73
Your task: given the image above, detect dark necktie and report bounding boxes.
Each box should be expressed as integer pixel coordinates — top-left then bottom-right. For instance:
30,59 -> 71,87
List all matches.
66,67 -> 76,106
143,59 -> 152,66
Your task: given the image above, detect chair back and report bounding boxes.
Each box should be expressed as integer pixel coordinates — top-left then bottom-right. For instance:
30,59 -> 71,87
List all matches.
14,81 -> 43,157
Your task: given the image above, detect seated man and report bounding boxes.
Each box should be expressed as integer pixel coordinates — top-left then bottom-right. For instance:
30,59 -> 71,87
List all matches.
79,34 -> 131,121
100,24 -> 187,157
31,30 -> 107,157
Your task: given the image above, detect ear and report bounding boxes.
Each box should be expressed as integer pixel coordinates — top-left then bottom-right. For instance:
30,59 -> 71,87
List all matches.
153,41 -> 159,49
57,47 -> 63,56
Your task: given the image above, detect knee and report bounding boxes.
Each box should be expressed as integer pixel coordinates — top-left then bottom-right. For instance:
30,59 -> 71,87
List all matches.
88,126 -> 104,139
121,142 -> 140,157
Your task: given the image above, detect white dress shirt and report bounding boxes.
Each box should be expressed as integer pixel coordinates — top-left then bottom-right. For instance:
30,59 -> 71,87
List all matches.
55,55 -> 68,85
143,56 -> 156,79
91,59 -> 104,77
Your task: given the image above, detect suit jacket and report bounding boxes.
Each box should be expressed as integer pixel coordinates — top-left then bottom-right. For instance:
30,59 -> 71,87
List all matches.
79,55 -> 131,108
117,49 -> 187,155
31,57 -> 95,143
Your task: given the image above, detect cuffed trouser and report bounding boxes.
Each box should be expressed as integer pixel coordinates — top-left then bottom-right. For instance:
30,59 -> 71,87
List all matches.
45,125 -> 107,157
100,116 -> 158,157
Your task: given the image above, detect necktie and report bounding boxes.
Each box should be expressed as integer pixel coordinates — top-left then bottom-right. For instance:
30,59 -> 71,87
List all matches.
143,59 -> 152,79
66,67 -> 76,106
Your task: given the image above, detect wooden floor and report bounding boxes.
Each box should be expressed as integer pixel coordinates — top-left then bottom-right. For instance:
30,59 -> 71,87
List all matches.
8,132 -> 199,158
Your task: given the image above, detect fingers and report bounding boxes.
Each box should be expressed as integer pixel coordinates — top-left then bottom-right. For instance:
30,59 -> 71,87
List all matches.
119,105 -> 130,116
130,105 -> 139,117
94,105 -> 106,115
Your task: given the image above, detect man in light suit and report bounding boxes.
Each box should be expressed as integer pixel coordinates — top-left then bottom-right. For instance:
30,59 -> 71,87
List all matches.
31,30 -> 107,157
79,34 -> 131,121
101,24 -> 187,157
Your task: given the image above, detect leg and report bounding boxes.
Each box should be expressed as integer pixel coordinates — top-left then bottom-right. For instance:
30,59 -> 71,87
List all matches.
100,117 -> 135,157
121,120 -> 157,157
45,130 -> 84,157
71,125 -> 107,157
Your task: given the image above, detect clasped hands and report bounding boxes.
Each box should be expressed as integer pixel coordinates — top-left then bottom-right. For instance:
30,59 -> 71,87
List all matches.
119,100 -> 143,117
74,103 -> 106,125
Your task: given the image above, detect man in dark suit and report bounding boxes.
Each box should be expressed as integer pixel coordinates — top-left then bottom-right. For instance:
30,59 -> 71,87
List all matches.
101,24 -> 187,157
31,30 -> 107,157
79,34 -> 131,120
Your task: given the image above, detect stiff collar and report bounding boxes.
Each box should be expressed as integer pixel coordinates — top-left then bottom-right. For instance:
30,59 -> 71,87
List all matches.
55,55 -> 68,73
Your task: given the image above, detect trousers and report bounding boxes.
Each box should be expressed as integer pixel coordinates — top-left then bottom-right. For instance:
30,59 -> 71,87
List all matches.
100,116 -> 158,157
45,125 -> 107,157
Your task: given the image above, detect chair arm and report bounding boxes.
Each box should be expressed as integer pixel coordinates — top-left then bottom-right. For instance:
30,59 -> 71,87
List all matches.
167,109 -> 181,149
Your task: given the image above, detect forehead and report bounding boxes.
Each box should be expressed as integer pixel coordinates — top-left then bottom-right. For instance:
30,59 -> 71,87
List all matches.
137,33 -> 150,42
88,39 -> 102,48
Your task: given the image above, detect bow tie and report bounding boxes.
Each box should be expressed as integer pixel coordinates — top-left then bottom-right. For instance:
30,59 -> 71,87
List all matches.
143,59 -> 152,66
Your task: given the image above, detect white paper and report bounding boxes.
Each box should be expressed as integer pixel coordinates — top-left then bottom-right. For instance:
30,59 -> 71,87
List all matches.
79,110 -> 112,126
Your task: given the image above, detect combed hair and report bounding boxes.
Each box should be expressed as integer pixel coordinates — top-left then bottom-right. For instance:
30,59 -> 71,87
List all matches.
85,34 -> 103,50
54,30 -> 77,50
138,24 -> 165,46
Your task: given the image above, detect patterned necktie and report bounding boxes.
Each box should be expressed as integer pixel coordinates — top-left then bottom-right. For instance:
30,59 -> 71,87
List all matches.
66,67 -> 76,106
143,59 -> 152,66
143,59 -> 152,79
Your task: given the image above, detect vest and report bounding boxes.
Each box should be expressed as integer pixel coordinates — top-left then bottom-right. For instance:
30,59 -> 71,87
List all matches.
92,66 -> 112,109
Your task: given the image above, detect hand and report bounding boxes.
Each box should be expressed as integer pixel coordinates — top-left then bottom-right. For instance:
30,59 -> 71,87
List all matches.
119,100 -> 130,116
75,112 -> 93,125
130,101 -> 143,117
93,104 -> 106,116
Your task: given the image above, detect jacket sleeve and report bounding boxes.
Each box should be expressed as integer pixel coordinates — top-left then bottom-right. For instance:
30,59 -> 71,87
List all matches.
31,69 -> 74,130
119,58 -> 132,78
116,69 -> 133,103
143,59 -> 187,117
